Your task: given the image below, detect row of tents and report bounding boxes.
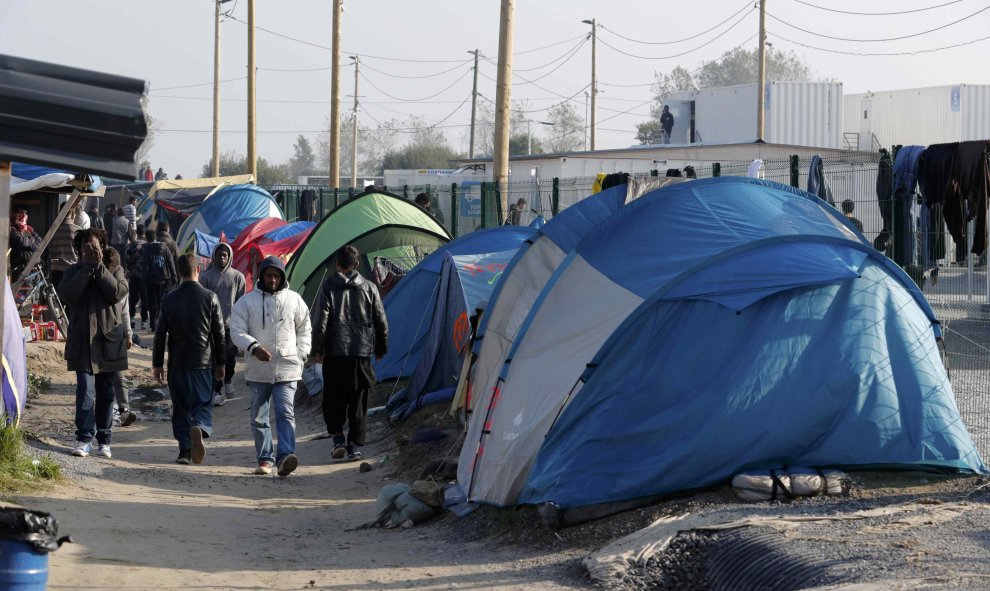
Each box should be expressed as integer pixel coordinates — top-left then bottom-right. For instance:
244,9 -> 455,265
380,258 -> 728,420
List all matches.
367,176 -> 987,523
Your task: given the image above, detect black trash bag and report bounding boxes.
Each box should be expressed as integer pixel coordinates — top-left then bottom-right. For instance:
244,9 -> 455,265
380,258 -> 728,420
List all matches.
0,508 -> 72,553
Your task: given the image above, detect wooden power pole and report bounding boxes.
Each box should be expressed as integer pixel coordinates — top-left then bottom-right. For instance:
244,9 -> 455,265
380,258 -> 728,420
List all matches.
212,0 -> 223,177
246,0 -> 257,178
756,0 -> 767,141
351,55 -> 359,189
492,0 -> 515,221
329,0 -> 342,187
583,18 -> 597,151
468,49 -> 479,159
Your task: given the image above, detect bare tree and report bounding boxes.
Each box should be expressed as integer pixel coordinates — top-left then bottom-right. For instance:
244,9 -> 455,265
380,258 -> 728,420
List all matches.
543,102 -> 583,153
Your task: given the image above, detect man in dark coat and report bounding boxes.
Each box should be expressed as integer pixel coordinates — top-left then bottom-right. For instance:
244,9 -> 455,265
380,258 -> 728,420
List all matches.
8,209 -> 41,279
153,254 -> 226,465
58,228 -> 129,459
310,245 -> 388,461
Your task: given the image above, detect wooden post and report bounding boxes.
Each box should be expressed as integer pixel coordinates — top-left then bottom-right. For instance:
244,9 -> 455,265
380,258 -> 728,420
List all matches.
492,0 -> 515,221
247,0 -> 257,177
756,0 -> 767,141
329,0 -> 343,187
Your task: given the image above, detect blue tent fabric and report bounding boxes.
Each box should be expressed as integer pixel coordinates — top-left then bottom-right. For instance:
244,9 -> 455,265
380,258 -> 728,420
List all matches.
464,177 -> 983,512
180,184 -> 281,248
375,226 -> 536,380
194,230 -> 221,258
386,250 -> 518,421
263,221 -> 315,242
11,162 -> 102,190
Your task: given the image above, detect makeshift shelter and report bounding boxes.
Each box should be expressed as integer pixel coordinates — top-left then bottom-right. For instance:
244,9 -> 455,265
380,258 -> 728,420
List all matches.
386,249 -> 518,421
286,189 -> 452,306
457,177 -> 986,517
374,225 -> 537,381
230,218 -> 316,290
175,183 -> 282,253
141,174 -> 254,233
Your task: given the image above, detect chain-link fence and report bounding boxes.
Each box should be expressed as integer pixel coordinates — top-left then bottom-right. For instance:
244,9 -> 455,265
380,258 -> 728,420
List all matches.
267,156 -> 990,460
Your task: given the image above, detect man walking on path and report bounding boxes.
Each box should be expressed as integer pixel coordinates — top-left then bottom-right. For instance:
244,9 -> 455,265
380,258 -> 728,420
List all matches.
199,243 -> 246,406
110,209 -> 130,258
58,228 -> 129,459
310,245 -> 388,461
141,228 -> 177,331
231,256 -> 311,477
123,225 -> 147,329
156,222 -> 180,286
122,195 -> 138,231
153,254 -> 226,465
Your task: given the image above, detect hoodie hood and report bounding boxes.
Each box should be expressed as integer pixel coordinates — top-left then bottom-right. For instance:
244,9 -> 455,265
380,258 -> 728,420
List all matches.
102,246 -> 121,273
328,269 -> 366,289
256,255 -> 288,292
212,242 -> 233,272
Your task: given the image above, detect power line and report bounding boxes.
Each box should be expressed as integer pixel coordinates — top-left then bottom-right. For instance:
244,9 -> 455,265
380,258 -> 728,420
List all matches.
513,37 -> 588,72
358,67 -> 472,102
765,3 -> 990,43
514,33 -> 588,55
792,0 -> 965,16
360,59 -> 472,79
769,29 -> 990,55
152,76 -> 246,91
596,7 -> 755,60
598,1 -> 752,45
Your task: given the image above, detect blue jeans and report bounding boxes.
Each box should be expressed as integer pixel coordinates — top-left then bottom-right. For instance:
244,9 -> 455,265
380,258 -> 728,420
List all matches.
168,369 -> 214,453
75,371 -> 116,445
249,381 -> 297,464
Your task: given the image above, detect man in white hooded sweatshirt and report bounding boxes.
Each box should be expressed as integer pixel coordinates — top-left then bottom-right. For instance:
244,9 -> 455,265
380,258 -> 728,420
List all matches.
230,256 -> 311,477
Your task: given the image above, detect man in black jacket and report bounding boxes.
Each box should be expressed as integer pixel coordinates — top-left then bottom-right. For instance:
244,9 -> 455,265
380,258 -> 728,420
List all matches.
310,245 -> 388,461
153,254 -> 226,465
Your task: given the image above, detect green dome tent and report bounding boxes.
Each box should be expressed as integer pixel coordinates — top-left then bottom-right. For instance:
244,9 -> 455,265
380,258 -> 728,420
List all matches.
286,189 -> 452,305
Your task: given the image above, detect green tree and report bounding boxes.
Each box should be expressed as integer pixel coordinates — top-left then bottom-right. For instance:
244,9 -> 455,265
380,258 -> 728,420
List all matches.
509,133 -> 543,156
542,101 -> 583,153
287,135 -> 316,180
200,151 -> 290,185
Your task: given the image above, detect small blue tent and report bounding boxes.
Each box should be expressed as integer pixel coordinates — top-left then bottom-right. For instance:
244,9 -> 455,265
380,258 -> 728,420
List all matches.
459,177 -> 986,514
387,250 -> 518,421
176,184 -> 283,252
375,226 -> 536,381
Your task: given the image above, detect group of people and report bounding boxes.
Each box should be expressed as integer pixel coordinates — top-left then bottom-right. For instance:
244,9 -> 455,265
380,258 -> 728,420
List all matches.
57,218 -> 388,477
139,165 -> 172,182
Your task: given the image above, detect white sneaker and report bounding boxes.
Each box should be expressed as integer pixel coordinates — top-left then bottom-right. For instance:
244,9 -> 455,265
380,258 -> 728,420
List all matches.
95,444 -> 112,459
224,383 -> 235,398
212,393 -> 226,407
71,441 -> 92,457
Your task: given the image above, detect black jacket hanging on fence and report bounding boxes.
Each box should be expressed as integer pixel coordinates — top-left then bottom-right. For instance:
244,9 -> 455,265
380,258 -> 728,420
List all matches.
806,155 -> 835,207
955,140 -> 989,256
600,172 -> 630,191
874,151 -> 893,252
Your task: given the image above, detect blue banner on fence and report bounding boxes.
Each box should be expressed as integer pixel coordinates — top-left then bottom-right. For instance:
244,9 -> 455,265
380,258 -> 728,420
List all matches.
460,182 -> 482,217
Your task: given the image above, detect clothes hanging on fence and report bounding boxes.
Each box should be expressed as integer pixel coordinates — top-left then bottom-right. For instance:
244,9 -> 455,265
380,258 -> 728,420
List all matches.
806,155 -> 835,207
747,159 -> 764,179
600,172 -> 630,191
919,143 -> 958,207
955,140 -> 989,256
874,151 -> 893,252
890,146 -> 928,266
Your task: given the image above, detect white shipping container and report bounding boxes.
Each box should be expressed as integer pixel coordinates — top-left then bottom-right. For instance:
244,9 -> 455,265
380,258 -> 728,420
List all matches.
667,82 -> 842,149
843,84 -> 990,149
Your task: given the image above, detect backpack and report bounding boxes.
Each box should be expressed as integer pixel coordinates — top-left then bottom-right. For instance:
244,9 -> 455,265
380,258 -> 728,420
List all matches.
146,244 -> 169,284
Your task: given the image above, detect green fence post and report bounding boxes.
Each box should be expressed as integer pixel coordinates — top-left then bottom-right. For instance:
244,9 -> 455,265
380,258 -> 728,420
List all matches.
347,187 -> 355,201
650,169 -> 658,177
450,183 -> 459,238
789,155 -> 800,188
480,182 -> 489,229
713,163 -> 721,177
552,177 -> 560,216
495,183 -> 504,225
318,188 -> 325,219
891,144 -> 907,269
403,184 -> 409,200
333,188 -> 339,208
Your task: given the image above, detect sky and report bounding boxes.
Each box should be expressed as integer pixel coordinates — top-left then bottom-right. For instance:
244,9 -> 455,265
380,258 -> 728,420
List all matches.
2,0 -> 989,180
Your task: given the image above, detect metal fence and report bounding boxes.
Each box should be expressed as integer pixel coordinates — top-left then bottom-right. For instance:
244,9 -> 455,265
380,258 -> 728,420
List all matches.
266,155 -> 990,460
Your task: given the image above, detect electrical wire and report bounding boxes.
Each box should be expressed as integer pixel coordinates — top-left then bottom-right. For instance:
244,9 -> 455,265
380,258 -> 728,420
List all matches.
152,76 -> 246,91
769,29 -> 990,55
358,67 -> 472,102
360,59 -> 472,80
514,33 -> 588,55
257,65 -> 329,72
513,37 -> 588,72
598,1 -> 752,45
765,4 -> 990,43
595,7 -> 754,60
792,0 -> 965,16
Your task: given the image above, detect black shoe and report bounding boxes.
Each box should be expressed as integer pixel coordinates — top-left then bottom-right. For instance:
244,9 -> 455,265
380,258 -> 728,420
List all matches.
120,410 -> 137,427
346,445 -> 362,461
176,451 -> 192,465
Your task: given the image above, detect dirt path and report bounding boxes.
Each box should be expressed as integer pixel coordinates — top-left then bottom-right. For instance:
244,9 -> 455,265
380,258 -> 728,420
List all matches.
17,341 -> 586,591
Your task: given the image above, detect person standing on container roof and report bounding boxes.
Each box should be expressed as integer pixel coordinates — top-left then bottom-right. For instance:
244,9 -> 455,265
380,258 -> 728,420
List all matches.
660,105 -> 674,144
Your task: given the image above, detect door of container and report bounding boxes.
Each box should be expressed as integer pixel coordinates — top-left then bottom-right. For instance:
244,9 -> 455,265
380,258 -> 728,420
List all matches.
858,99 -> 873,151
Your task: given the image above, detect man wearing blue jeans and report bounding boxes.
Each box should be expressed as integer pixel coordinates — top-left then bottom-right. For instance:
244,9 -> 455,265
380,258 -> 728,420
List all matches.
153,254 -> 226,465
231,256 -> 311,477
58,228 -> 129,459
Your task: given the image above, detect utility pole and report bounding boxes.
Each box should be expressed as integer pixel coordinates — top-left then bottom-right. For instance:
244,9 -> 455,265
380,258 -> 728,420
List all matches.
351,55 -> 359,189
329,0 -> 343,187
211,0 -> 225,177
468,49 -> 479,159
756,0 -> 767,142
493,0 -> 515,220
583,18 -> 597,150
584,90 -> 589,151
246,0 -> 257,178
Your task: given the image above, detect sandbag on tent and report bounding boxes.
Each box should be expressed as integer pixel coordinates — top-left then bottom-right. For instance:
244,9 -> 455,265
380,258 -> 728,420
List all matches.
386,250 -> 518,421
459,177 -> 986,516
374,225 -> 537,381
286,188 -> 452,307
176,184 -> 283,253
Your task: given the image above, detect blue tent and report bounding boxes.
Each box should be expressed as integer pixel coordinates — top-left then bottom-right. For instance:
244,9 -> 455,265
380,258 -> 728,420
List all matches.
387,250 -> 517,421
176,184 -> 283,252
459,177 -> 986,513
375,226 -> 537,380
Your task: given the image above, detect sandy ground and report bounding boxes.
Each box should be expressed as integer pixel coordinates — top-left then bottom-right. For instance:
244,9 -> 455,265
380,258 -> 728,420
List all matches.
15,338 -> 586,591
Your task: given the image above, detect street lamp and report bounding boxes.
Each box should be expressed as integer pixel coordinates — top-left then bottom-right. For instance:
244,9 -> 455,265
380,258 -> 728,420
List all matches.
527,120 -> 554,155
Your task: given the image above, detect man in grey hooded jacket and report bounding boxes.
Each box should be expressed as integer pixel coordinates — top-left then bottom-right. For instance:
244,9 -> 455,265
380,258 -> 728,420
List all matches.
310,245 -> 388,461
199,242 -> 246,406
